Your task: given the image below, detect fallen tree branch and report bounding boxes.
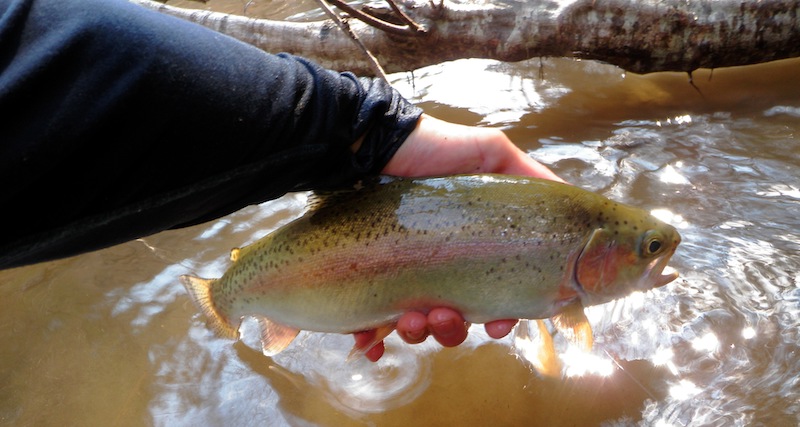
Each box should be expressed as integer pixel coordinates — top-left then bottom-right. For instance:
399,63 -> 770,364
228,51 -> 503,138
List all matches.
314,0 -> 390,81
131,0 -> 800,75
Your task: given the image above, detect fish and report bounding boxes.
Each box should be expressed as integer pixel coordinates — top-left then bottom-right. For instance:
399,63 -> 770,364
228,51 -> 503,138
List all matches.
181,174 -> 681,363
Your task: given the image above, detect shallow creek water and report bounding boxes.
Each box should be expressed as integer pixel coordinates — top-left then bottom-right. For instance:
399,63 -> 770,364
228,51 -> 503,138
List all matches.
1,2 -> 799,426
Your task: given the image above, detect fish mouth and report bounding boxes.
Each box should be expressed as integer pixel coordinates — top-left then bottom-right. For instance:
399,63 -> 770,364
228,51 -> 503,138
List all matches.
645,248 -> 679,289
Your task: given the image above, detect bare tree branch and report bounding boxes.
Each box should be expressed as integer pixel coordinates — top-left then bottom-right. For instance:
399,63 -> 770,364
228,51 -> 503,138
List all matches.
384,0 -> 426,34
314,0 -> 390,81
324,0 -> 426,36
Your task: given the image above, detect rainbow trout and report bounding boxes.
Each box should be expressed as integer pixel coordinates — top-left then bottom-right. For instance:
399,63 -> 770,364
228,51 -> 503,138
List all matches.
182,174 -> 680,358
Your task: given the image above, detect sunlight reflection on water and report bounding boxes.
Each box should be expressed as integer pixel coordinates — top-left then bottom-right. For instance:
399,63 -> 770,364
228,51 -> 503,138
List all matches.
1,56 -> 799,427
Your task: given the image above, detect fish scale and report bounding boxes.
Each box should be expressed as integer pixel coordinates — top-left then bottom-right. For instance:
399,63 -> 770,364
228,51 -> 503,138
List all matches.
181,174 -> 680,359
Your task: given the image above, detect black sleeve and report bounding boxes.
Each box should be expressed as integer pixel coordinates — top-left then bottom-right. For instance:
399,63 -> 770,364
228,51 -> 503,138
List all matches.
0,0 -> 423,269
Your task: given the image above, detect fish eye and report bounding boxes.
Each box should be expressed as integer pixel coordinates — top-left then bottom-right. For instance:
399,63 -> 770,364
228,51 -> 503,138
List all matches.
642,231 -> 665,257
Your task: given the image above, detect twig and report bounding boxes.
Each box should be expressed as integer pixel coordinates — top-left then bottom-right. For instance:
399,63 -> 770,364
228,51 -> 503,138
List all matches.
385,0 -> 426,34
686,71 -> 706,99
326,0 -> 425,36
314,0 -> 389,82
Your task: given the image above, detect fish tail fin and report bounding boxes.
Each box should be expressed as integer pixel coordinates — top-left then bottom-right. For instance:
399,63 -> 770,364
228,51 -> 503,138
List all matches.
514,319 -> 562,377
256,316 -> 300,356
180,274 -> 239,340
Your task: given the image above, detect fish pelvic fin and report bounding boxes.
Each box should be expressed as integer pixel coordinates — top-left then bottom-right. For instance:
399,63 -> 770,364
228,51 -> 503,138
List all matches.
256,316 -> 300,357
180,274 -> 239,340
514,320 -> 562,377
551,301 -> 594,352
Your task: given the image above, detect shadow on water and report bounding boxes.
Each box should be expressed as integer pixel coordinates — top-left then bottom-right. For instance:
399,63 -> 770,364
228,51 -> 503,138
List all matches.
234,340 -> 671,427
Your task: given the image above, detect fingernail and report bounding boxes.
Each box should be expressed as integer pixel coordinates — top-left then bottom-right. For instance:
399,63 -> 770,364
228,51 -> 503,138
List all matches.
433,318 -> 458,337
406,328 -> 427,342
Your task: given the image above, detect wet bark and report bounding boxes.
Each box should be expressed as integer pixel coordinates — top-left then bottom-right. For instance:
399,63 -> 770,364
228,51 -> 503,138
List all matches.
131,0 -> 800,75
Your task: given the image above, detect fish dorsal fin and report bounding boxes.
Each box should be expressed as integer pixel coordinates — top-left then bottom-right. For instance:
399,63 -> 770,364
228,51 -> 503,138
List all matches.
257,317 -> 300,357
307,190 -> 356,213
230,248 -> 241,262
551,301 -> 593,352
308,177 -> 390,211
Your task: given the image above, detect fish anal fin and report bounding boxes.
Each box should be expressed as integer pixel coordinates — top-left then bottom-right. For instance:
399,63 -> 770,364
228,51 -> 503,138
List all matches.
347,324 -> 396,361
551,302 -> 593,352
180,274 -> 239,340
257,317 -> 300,357
513,320 -> 562,377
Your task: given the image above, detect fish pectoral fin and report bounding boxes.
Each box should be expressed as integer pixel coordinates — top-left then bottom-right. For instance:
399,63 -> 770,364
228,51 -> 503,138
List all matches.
256,317 -> 300,357
551,302 -> 593,352
347,324 -> 396,361
513,320 -> 562,377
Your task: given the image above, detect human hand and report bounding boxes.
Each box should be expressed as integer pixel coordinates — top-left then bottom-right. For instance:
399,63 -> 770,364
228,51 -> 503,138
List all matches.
355,114 -> 563,362
382,114 -> 564,182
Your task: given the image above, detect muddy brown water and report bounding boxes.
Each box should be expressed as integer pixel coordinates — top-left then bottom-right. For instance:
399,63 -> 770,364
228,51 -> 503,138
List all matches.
1,2 -> 799,426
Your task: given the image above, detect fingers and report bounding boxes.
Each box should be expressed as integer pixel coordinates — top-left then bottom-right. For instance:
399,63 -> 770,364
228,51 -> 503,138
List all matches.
484,319 -> 518,339
381,114 -> 564,183
396,308 -> 468,347
356,311 -> 519,362
353,330 -> 385,362
396,311 -> 429,344
427,308 -> 469,347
